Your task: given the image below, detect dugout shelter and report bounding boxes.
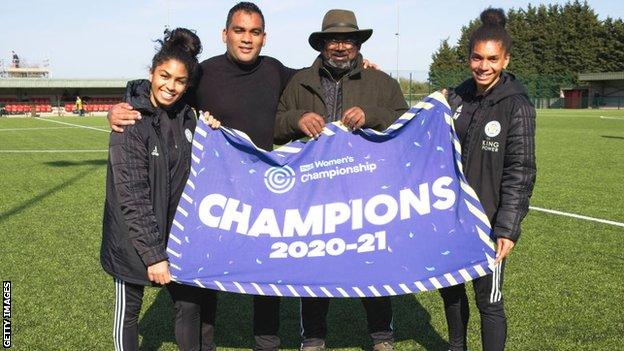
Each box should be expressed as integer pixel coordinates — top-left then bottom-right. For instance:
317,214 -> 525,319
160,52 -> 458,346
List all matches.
578,71 -> 624,109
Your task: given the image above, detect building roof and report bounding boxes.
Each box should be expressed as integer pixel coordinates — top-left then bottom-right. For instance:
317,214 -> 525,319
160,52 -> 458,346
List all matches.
5,67 -> 49,73
0,78 -> 133,89
578,72 -> 624,82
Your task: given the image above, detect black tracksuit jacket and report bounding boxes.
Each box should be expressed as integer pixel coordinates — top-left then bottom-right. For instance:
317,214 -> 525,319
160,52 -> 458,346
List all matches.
447,72 -> 536,242
101,80 -> 196,285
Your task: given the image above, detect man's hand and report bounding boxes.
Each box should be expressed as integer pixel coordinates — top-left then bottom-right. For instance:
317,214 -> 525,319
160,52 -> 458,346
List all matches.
108,103 -> 141,133
495,237 -> 515,264
341,106 -> 365,130
362,58 -> 380,70
147,261 -> 171,285
298,112 -> 326,139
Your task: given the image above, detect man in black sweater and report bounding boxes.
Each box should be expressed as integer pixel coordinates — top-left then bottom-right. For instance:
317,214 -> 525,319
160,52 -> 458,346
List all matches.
109,3 -> 294,351
190,30 -> 295,150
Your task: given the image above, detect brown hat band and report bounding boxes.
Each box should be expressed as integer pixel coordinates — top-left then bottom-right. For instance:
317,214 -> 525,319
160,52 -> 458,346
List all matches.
322,22 -> 359,31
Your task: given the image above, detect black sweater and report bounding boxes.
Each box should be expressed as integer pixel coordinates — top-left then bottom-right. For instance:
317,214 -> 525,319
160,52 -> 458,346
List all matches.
191,54 -> 296,150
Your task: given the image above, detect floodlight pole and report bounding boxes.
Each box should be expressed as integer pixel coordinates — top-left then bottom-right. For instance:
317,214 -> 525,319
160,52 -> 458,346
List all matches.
395,2 -> 400,80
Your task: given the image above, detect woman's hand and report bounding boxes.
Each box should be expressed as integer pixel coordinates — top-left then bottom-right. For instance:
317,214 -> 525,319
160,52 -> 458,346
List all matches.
147,261 -> 171,285
200,111 -> 221,129
495,237 -> 515,264
439,88 -> 448,100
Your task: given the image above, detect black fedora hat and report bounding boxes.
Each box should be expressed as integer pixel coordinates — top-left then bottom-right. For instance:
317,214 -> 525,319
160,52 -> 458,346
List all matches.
308,9 -> 373,51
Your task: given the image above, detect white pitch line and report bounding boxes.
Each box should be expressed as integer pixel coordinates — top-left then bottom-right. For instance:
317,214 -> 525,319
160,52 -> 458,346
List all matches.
530,206 -> 624,228
34,117 -> 110,132
600,116 -> 624,120
0,149 -> 108,153
0,127 -> 81,131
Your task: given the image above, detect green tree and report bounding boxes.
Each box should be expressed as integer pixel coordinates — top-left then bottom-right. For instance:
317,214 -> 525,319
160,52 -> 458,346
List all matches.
506,6 -> 540,96
427,39 -> 468,90
427,1 -> 618,98
599,17 -> 624,71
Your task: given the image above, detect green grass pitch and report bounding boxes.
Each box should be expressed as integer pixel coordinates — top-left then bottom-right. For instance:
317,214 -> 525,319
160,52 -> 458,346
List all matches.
0,110 -> 622,350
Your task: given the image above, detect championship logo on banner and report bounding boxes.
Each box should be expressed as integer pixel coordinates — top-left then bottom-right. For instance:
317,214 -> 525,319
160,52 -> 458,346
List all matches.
167,92 -> 496,297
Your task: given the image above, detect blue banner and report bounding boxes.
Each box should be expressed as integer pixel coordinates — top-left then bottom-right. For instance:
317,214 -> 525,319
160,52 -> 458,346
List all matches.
167,92 -> 496,297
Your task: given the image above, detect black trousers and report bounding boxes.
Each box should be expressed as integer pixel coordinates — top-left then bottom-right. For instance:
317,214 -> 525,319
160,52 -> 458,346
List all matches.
253,295 -> 281,351
113,279 -> 280,350
168,283 -> 281,351
167,283 -> 218,351
300,296 -> 394,347
113,278 -> 144,351
439,261 -> 507,351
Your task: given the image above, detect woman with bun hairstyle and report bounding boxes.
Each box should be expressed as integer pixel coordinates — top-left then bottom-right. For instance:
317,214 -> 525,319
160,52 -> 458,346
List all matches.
100,28 -> 220,351
440,8 -> 536,351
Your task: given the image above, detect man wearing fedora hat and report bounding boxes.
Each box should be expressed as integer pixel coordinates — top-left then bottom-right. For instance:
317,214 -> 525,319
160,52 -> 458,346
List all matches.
274,9 -> 407,142
274,9 -> 408,351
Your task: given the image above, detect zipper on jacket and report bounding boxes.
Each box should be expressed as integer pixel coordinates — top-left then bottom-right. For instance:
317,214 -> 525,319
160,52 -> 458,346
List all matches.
321,66 -> 344,122
153,111 -> 172,238
332,80 -> 340,121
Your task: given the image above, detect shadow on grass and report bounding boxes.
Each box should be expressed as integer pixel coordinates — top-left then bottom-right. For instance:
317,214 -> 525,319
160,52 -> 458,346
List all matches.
44,159 -> 107,167
140,290 -> 447,350
601,135 -> 624,140
139,289 -> 175,350
0,166 -> 100,223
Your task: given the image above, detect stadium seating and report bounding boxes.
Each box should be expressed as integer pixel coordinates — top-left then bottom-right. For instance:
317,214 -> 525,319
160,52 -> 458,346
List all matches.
2,103 -> 53,115
0,96 -> 122,115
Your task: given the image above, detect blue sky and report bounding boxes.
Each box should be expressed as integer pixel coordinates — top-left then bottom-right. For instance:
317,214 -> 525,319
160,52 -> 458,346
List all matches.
2,0 -> 623,81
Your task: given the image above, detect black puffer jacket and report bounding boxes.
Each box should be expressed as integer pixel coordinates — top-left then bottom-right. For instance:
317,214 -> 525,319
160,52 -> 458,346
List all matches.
447,72 -> 536,242
100,80 -> 196,285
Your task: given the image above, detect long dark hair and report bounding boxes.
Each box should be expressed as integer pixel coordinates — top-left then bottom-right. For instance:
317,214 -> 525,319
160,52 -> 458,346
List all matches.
468,8 -> 512,55
151,28 -> 202,81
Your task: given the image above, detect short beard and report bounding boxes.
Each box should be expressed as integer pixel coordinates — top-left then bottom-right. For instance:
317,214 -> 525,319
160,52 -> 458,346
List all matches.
325,58 -> 352,69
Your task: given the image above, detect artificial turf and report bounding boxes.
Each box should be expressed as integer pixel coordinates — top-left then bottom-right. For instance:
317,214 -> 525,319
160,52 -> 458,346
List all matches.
0,110 -> 622,350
